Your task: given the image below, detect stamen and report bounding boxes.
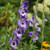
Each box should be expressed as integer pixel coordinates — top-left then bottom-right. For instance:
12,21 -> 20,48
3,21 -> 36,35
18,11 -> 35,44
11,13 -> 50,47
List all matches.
22,22 -> 24,25
17,31 -> 21,34
22,12 -> 24,14
13,42 -> 15,45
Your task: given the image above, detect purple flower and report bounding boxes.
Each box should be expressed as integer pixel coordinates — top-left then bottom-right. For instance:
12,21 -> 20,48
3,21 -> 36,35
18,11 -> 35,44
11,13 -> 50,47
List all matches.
37,13 -> 38,16
29,16 -> 35,27
18,9 -> 27,17
13,28 -> 22,37
28,32 -> 33,37
44,19 -> 48,22
33,31 -> 39,43
17,19 -> 28,30
12,47 -> 16,50
35,21 -> 39,29
9,38 -> 19,50
13,28 -> 25,40
15,35 -> 22,40
35,21 -> 41,32
37,27 -> 41,32
34,10 -> 36,13
22,29 -> 25,35
29,16 -> 35,23
21,1 -> 29,10
37,20 -> 39,24
37,5 -> 38,7
24,9 -> 29,13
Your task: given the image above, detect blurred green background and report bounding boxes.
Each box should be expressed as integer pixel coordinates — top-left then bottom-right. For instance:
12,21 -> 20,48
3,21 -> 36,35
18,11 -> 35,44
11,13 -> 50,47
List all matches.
0,0 -> 50,50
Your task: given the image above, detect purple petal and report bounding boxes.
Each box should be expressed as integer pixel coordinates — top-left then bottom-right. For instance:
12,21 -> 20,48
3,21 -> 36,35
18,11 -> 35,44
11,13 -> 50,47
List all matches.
32,16 -> 35,23
13,29 -> 17,34
21,1 -> 29,10
28,32 -> 33,37
17,19 -> 21,26
12,47 -> 16,50
37,27 -> 41,32
9,38 -> 12,44
33,39 -> 36,43
35,31 -> 38,36
22,30 -> 25,35
37,20 -> 39,25
15,35 -> 22,40
16,40 -> 19,45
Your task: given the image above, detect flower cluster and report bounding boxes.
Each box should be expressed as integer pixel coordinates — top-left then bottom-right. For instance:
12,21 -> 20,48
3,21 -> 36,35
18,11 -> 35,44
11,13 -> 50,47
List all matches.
28,16 -> 41,43
9,1 -> 41,50
9,1 -> 29,50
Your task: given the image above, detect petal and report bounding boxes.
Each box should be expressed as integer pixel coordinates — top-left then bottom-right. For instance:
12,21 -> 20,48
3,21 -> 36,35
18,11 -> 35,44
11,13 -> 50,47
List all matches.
12,47 -> 16,50
33,39 -> 36,43
13,29 -> 17,34
37,27 -> 41,32
9,38 -> 12,43
22,30 -> 25,35
16,40 -> 19,45
32,16 -> 35,23
28,32 -> 33,37
18,9 -> 21,14
17,19 -> 21,26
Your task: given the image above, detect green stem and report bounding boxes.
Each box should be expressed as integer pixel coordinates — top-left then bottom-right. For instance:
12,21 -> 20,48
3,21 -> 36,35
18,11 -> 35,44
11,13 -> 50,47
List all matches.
41,0 -> 45,50
20,0 -> 24,9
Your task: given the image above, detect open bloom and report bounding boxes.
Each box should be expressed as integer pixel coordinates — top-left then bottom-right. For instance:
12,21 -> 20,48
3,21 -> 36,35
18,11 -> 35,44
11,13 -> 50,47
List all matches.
42,41 -> 50,47
18,9 -> 27,17
13,28 -> 22,36
17,19 -> 28,30
9,38 -> 19,50
13,28 -> 25,40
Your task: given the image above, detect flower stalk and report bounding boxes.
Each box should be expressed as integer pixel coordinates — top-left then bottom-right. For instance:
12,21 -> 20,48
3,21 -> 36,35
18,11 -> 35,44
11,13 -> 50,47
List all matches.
9,1 -> 29,50
29,0 -> 38,50
30,0 -> 38,44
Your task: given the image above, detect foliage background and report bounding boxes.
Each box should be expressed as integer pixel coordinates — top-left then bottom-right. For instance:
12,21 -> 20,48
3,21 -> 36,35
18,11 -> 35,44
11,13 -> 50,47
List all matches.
0,0 -> 50,50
